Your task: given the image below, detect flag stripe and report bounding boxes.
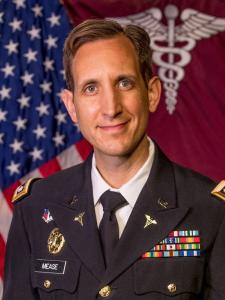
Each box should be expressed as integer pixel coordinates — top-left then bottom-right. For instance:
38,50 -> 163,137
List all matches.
75,139 -> 93,160
39,158 -> 61,177
0,234 -> 6,281
0,191 -> 12,242
57,144 -> 83,169
2,182 -> 20,211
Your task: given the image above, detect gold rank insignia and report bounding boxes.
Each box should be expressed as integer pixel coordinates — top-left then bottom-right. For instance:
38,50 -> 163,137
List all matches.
12,178 -> 40,203
48,228 -> 65,255
211,180 -> 225,201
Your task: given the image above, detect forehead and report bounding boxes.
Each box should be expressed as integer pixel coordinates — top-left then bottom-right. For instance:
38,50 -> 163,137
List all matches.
71,35 -> 141,82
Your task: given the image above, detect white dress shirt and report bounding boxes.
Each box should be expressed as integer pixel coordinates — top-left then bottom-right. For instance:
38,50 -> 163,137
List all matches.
91,138 -> 155,237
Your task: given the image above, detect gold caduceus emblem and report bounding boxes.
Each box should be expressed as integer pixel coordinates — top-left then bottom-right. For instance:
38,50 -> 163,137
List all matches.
144,214 -> 157,229
47,228 -> 65,254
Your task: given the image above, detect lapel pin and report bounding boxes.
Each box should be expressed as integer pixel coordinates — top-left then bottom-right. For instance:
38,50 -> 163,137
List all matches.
144,214 -> 157,229
158,198 -> 168,209
74,212 -> 85,226
42,209 -> 53,223
69,195 -> 79,206
47,228 -> 65,254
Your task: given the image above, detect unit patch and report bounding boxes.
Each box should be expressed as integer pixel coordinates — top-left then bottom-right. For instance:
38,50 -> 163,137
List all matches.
35,259 -> 67,274
142,230 -> 201,258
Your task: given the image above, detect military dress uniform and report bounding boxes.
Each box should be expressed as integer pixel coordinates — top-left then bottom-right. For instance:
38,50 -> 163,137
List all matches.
3,145 -> 225,299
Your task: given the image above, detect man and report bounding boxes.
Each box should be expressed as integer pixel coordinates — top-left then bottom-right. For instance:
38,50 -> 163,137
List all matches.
3,19 -> 225,299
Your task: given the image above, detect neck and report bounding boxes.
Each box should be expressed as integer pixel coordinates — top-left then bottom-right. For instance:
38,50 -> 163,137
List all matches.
94,136 -> 149,188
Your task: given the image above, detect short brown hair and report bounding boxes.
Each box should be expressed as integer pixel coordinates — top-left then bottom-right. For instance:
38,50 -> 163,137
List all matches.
63,19 -> 153,91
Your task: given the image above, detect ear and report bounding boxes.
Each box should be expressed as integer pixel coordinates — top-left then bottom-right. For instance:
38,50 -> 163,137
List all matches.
61,89 -> 78,123
147,76 -> 161,113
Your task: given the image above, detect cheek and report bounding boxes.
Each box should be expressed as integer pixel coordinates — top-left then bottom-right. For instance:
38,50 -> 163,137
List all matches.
75,100 -> 99,124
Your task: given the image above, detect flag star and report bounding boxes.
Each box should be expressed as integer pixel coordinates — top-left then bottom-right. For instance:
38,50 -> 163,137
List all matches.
44,35 -> 58,49
9,17 -> 23,32
17,93 -> 31,108
36,103 -> 49,116
0,85 -> 11,100
10,138 -> 24,153
13,116 -> 27,130
74,123 -> 80,132
13,0 -> 26,9
43,57 -> 54,72
4,40 -> 19,55
40,80 -> 52,94
27,26 -> 41,40
29,147 -> 43,161
0,12 -> 4,24
33,124 -> 47,139
57,89 -> 64,99
60,69 -> 66,80
55,111 -> 67,125
0,109 -> 8,122
32,4 -> 43,17
47,13 -> 61,27
24,48 -> 38,63
0,133 -> 4,144
6,160 -> 20,176
53,132 -> 65,147
1,63 -> 15,78
20,71 -> 34,86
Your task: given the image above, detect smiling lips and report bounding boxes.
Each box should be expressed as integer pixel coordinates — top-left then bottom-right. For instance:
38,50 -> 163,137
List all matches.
98,120 -> 129,131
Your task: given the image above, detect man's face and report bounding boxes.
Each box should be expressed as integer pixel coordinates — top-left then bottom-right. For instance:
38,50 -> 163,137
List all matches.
62,35 -> 160,160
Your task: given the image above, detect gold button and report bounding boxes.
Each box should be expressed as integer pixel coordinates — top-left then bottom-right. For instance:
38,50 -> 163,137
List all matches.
99,285 -> 112,297
44,280 -> 51,289
167,283 -> 177,293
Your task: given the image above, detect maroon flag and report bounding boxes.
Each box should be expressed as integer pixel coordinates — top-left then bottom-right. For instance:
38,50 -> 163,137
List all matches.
63,0 -> 225,182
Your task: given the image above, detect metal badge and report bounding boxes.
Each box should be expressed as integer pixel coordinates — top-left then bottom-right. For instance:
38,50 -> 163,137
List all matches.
74,212 -> 85,226
144,214 -> 157,228
47,228 -> 65,254
158,198 -> 168,208
42,209 -> 53,223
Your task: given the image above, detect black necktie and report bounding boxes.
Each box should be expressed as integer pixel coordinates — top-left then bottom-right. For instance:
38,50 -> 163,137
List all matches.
99,190 -> 127,267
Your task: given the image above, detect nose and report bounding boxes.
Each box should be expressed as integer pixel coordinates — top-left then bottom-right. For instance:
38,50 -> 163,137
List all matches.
101,87 -> 122,119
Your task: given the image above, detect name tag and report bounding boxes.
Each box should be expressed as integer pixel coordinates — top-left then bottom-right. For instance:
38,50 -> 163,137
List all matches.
35,259 -> 67,274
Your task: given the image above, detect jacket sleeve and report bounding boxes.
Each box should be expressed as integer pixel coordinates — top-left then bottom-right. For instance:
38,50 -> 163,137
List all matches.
203,215 -> 225,299
3,203 -> 39,300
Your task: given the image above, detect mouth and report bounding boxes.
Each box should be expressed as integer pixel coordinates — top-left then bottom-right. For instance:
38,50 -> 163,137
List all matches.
98,120 -> 129,131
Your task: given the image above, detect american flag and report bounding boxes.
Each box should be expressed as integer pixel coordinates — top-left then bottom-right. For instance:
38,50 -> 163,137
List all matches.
0,0 -> 92,296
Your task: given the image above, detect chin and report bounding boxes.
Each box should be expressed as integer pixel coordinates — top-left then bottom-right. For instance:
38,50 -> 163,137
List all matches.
95,142 -> 137,158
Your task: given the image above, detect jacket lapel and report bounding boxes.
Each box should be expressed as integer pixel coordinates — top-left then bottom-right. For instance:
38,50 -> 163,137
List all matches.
48,156 -> 105,281
100,146 -> 189,286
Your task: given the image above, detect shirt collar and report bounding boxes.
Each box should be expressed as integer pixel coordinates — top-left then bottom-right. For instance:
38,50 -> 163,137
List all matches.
91,138 -> 155,207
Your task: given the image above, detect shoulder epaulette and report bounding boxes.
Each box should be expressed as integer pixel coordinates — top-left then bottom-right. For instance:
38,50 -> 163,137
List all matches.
12,178 -> 41,203
211,180 -> 225,202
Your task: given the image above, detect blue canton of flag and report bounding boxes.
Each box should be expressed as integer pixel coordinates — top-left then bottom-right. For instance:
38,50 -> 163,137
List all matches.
0,0 -> 82,189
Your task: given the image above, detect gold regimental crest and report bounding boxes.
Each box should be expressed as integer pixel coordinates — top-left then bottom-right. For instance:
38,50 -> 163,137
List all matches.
211,180 -> 225,201
48,228 -> 65,254
12,178 -> 40,203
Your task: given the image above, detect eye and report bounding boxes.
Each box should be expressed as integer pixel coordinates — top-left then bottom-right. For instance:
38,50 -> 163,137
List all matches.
83,84 -> 97,95
118,78 -> 133,90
